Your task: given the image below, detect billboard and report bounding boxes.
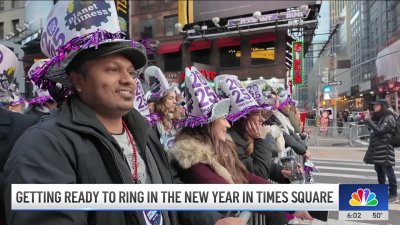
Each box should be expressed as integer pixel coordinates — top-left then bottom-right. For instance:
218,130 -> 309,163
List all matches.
292,41 -> 304,85
114,0 -> 129,36
193,1 -> 318,22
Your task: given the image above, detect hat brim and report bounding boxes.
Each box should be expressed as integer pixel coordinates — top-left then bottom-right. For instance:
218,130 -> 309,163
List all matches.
371,101 -> 389,108
209,98 -> 231,123
152,83 -> 180,101
227,105 -> 272,123
47,40 -> 147,88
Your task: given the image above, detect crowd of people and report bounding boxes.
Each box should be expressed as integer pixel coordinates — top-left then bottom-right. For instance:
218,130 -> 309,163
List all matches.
0,4 -> 398,225
0,25 -> 318,224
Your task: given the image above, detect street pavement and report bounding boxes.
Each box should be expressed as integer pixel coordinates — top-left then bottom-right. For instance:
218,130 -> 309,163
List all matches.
294,146 -> 400,225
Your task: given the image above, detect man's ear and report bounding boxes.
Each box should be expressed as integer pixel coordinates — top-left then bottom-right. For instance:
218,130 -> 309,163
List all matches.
69,71 -> 83,93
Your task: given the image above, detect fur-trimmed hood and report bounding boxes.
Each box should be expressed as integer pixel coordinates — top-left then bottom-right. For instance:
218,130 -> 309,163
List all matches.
170,135 -> 235,183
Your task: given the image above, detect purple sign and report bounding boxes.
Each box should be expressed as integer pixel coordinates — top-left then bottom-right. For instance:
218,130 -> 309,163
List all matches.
227,13 -> 278,27
227,9 -> 311,27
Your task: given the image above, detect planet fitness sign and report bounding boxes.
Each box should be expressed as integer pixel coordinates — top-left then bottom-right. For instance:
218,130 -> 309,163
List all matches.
40,0 -> 120,58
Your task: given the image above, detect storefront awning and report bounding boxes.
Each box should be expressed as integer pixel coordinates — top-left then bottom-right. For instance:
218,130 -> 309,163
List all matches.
216,37 -> 241,48
188,40 -> 212,51
248,32 -> 277,44
158,41 -> 182,54
376,38 -> 400,80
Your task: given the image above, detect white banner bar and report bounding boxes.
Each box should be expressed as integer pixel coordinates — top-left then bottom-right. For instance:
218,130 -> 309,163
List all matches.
12,184 -> 339,211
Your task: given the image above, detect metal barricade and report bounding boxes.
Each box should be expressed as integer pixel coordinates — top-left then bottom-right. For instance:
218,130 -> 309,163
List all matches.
303,118 -> 369,146
348,124 -> 370,146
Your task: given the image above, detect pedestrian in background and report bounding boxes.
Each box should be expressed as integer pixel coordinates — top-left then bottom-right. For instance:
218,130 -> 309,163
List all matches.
337,112 -> 344,135
364,99 -> 398,203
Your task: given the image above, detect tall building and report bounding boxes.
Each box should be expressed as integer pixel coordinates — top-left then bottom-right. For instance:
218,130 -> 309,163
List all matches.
132,0 -> 320,87
130,0 -> 180,82
321,0 -> 400,111
0,0 -> 27,93
348,0 -> 400,110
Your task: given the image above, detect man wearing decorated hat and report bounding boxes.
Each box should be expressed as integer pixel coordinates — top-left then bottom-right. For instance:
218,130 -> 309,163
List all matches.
0,44 -> 38,225
3,1 -> 178,225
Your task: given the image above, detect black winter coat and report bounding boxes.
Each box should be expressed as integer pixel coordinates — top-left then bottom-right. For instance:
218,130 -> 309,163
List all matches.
0,109 -> 37,225
228,126 -> 289,183
364,113 -> 396,166
3,96 -> 178,225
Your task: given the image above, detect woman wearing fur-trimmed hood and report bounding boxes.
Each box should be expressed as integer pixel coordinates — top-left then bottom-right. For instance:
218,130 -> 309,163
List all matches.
170,67 -> 314,225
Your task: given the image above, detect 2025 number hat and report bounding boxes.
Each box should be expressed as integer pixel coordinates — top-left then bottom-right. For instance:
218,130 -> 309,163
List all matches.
176,66 -> 230,128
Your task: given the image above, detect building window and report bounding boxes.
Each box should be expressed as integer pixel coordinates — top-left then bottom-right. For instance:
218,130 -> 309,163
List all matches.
220,46 -> 241,68
250,42 -> 275,65
164,15 -> 178,37
11,19 -> 19,35
140,0 -> 156,7
12,0 -> 24,8
191,49 -> 211,65
164,52 -> 182,72
0,0 -> 4,11
0,22 -> 3,39
139,19 -> 155,39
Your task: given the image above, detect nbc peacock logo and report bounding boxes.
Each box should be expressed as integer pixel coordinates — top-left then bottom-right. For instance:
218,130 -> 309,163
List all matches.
349,188 -> 378,206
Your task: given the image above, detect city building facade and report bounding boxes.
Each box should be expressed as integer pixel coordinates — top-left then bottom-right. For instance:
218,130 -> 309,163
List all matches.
313,0 -> 400,113
131,0 -> 320,88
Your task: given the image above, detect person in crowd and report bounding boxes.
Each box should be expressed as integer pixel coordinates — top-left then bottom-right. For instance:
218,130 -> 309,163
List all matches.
3,24 -> 182,224
0,45 -> 38,225
171,68 -> 313,225
342,109 -> 349,122
25,59 -> 57,119
144,66 -> 183,151
337,112 -> 344,135
217,77 -> 292,184
0,108 -> 37,225
280,102 -> 301,134
267,88 -> 311,159
364,99 -> 398,203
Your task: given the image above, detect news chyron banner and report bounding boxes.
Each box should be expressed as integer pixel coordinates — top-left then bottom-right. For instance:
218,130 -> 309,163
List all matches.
12,184 -> 388,222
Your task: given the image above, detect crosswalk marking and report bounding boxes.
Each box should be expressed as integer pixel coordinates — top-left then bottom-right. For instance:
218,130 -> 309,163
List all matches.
313,158 -> 369,163
315,166 -> 400,175
310,158 -> 400,214
313,172 -> 378,180
313,161 -> 372,167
